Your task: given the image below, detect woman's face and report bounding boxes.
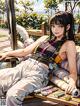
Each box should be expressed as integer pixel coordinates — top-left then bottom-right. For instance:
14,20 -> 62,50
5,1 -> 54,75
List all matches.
51,24 -> 65,40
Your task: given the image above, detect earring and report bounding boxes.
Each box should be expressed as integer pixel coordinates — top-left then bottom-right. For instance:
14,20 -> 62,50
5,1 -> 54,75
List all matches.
66,31 -> 68,39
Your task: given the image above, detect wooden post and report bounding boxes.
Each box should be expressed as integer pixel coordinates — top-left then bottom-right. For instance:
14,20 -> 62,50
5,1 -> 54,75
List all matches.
5,0 -> 11,34
9,0 -> 17,50
41,22 -> 47,35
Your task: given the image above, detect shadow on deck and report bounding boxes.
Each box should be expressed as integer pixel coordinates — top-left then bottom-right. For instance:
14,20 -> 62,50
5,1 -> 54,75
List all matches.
23,97 -> 59,106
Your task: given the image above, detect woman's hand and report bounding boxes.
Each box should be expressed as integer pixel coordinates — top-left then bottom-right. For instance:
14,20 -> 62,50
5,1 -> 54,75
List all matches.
65,77 -> 76,94
0,53 -> 8,61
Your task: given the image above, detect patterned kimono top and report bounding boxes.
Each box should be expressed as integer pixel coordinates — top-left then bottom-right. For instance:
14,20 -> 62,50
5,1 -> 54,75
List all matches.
31,37 -> 65,73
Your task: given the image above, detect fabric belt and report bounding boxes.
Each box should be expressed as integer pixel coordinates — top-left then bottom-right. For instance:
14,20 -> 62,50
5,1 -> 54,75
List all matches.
30,55 -> 49,66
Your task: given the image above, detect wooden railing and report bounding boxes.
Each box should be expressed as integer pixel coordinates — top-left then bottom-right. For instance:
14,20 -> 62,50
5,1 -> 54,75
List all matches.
0,19 -> 4,24
27,22 -> 49,36
27,22 -> 80,41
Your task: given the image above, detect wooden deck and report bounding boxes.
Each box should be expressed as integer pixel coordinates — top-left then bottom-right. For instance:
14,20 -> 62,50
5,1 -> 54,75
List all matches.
34,89 -> 80,106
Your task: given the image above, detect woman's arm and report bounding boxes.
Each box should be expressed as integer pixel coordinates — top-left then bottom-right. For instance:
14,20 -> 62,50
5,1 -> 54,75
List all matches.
59,40 -> 77,94
66,41 -> 77,82
0,36 -> 48,60
65,41 -> 77,94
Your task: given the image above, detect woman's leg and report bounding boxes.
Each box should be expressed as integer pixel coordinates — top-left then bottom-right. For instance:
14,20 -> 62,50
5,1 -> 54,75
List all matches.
0,67 -> 17,96
0,60 -> 27,96
6,73 -> 48,106
6,59 -> 49,106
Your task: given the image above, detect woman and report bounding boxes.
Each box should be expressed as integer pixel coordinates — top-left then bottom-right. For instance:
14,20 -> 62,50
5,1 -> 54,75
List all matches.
49,11 -> 77,94
0,11 -> 78,106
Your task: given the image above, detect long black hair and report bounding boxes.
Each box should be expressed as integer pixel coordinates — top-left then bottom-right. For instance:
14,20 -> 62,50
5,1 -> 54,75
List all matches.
49,11 -> 75,41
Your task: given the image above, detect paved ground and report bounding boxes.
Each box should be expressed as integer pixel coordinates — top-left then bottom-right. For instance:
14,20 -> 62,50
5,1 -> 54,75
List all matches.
0,28 -> 9,35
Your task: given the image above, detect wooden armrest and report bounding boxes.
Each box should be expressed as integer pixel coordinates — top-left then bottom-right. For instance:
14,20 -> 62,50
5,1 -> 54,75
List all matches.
3,57 -> 18,62
1,57 -> 19,67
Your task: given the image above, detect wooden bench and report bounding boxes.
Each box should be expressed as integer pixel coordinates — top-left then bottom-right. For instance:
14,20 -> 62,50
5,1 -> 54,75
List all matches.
34,87 -> 80,106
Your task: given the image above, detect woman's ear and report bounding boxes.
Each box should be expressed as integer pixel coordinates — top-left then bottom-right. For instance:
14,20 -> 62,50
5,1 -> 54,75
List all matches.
66,24 -> 70,31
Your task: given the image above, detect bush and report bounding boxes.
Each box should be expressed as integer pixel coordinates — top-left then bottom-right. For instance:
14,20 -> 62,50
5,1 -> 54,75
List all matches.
16,13 -> 48,29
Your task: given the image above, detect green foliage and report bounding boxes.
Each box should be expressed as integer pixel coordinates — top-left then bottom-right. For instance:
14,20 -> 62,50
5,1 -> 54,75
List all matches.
0,23 -> 7,28
76,1 -> 80,7
16,13 -> 48,29
75,13 -> 80,24
0,0 -> 5,13
44,0 -> 58,9
15,0 -> 45,30
15,0 -> 34,14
